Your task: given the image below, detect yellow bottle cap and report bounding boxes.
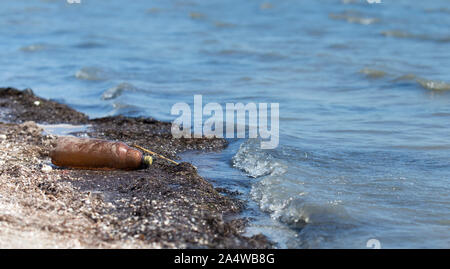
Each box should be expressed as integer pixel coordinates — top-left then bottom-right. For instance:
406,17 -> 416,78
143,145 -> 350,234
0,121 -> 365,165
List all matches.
143,155 -> 153,167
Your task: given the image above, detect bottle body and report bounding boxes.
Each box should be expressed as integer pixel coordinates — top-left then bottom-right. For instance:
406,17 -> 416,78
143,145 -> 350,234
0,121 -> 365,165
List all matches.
50,136 -> 144,170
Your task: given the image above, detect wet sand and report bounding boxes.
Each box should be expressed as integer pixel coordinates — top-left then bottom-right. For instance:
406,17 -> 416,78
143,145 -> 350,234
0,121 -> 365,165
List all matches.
0,87 -> 271,248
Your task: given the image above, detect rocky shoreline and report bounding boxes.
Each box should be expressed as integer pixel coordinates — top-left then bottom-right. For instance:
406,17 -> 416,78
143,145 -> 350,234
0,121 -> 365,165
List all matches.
0,87 -> 271,248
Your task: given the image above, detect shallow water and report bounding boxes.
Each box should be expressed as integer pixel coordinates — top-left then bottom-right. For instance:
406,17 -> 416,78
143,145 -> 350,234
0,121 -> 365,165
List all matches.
1,0 -> 450,248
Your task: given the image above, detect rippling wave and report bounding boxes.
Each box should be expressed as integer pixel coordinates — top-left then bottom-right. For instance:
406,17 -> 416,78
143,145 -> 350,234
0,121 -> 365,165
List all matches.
232,139 -> 287,178
381,30 -> 450,43
2,0 -> 450,249
75,67 -> 110,81
20,44 -> 48,52
101,82 -> 137,100
329,11 -> 379,25
359,68 -> 387,79
416,79 -> 450,91
359,68 -> 450,91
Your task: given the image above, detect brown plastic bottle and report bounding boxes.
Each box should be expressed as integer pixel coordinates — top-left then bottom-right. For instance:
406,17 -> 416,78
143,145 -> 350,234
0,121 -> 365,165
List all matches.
50,136 -> 152,170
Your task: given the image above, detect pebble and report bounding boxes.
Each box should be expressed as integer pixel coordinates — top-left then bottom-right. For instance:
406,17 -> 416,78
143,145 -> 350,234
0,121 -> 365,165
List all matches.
0,134 -> 6,140
41,164 -> 53,173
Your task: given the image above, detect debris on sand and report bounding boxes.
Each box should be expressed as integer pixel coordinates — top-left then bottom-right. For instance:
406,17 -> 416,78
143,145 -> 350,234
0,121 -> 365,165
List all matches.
0,87 -> 272,249
50,136 -> 152,170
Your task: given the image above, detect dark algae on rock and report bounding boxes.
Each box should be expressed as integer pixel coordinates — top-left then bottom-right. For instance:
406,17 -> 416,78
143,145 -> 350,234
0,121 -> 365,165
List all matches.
0,87 -> 272,248
0,87 -> 89,124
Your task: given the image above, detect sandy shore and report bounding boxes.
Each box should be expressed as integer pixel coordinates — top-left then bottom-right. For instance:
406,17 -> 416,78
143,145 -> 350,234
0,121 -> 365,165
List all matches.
0,87 -> 271,249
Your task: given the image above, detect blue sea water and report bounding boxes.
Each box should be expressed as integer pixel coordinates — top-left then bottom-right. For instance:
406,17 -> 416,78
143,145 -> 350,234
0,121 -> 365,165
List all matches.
1,0 -> 450,248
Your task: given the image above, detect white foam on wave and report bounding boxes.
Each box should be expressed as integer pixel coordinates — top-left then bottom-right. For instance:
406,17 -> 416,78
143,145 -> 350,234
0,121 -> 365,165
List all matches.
234,140 -> 354,233
416,79 -> 450,91
232,139 -> 287,178
251,174 -> 352,229
233,140 -> 350,227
